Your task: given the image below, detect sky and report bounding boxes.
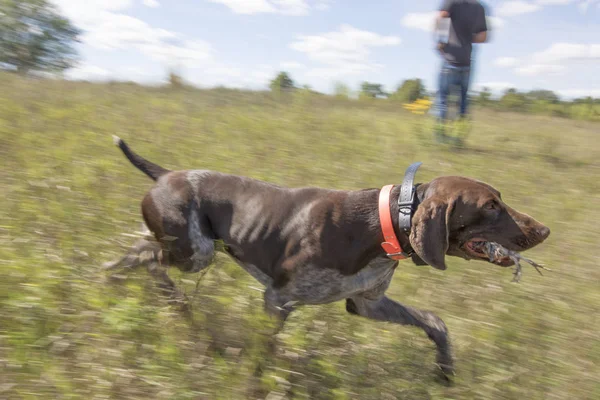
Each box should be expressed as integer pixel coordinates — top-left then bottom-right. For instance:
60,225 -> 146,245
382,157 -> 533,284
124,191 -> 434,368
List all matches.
50,0 -> 600,99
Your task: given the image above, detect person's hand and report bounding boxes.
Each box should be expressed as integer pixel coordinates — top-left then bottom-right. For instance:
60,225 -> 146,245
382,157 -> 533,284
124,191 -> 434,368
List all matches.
436,42 -> 446,55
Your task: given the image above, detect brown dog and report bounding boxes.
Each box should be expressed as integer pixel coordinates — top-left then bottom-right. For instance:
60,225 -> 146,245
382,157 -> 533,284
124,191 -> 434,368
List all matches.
106,136 -> 550,375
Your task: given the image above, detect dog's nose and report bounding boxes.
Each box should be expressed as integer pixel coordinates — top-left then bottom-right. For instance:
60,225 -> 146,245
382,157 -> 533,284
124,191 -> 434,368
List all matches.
537,226 -> 550,240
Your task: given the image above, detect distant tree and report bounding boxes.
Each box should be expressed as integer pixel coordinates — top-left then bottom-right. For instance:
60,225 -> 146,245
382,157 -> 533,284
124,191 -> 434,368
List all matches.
270,71 -> 295,92
392,79 -> 426,103
167,69 -> 185,88
500,88 -> 527,111
333,81 -> 351,99
573,96 -> 599,106
0,0 -> 81,74
526,89 -> 560,104
478,87 -> 492,105
360,82 -> 386,98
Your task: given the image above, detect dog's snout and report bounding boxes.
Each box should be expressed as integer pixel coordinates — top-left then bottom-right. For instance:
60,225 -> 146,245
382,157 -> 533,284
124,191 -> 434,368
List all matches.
537,225 -> 550,240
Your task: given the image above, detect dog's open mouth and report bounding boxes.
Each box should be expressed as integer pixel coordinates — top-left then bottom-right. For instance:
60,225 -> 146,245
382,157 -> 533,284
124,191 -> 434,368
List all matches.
464,239 -> 514,266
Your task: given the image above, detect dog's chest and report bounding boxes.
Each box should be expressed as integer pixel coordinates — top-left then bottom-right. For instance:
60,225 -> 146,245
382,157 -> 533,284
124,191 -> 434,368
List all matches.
340,257 -> 397,295
287,257 -> 397,304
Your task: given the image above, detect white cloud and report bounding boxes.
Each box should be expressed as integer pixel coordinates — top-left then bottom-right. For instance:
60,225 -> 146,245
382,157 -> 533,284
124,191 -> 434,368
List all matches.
531,42 -> 600,64
280,61 -> 305,70
401,12 -> 437,32
494,57 -> 519,68
515,64 -> 566,76
487,16 -> 506,30
497,1 -> 541,17
290,24 -> 400,78
556,88 -> 600,98
82,13 -> 177,50
142,40 -> 213,67
66,64 -> 111,80
274,0 -> 310,15
50,0 -> 214,69
315,0 -> 333,11
504,0 -> 600,14
142,0 -> 160,8
536,0 -> 574,4
208,0 -> 275,15
50,0 -> 133,22
534,0 -> 600,11
66,64 -> 162,82
495,42 -> 600,78
207,0 -> 333,16
577,0 -> 600,11
51,0 -> 286,89
207,0 -> 329,16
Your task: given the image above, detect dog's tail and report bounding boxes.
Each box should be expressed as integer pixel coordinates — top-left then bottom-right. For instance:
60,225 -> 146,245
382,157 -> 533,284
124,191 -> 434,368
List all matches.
112,135 -> 170,181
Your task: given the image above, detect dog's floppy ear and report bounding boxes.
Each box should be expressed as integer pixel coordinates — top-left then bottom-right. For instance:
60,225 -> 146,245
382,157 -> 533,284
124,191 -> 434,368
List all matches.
409,197 -> 453,270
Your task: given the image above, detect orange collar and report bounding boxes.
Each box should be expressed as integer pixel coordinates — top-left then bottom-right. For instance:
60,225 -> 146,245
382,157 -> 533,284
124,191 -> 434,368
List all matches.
378,185 -> 408,260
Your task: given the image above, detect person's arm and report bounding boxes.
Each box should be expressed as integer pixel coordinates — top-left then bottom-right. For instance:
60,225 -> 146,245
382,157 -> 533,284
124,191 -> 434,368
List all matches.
434,0 -> 453,52
435,0 -> 452,30
473,31 -> 487,43
472,4 -> 488,43
436,10 -> 450,25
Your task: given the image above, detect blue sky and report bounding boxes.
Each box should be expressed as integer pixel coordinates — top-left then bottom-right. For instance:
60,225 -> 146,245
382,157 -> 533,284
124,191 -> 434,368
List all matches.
51,0 -> 600,98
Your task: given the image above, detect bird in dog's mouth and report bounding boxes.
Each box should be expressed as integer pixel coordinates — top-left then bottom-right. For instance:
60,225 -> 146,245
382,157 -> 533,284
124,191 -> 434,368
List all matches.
464,240 -> 550,282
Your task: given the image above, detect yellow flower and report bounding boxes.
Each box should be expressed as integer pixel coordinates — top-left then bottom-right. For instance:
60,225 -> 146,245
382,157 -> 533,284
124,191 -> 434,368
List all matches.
403,98 -> 433,114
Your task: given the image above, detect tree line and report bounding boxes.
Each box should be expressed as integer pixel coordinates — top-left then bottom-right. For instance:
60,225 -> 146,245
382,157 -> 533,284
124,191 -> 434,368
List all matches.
270,72 -> 599,121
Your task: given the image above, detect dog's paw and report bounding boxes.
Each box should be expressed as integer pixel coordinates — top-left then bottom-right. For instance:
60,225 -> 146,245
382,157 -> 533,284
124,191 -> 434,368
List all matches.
436,352 -> 455,379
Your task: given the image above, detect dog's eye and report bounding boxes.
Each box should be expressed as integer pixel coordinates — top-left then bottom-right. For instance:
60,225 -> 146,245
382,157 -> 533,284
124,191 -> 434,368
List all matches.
484,201 -> 499,211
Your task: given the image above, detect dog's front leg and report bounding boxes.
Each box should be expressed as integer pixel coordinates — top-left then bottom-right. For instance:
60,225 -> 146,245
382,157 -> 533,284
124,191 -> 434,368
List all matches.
347,295 -> 454,375
263,286 -> 296,322
245,286 -> 297,398
262,286 -> 297,353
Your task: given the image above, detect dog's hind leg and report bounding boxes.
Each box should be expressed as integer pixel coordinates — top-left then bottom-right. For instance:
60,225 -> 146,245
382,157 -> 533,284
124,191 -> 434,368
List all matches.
103,237 -> 189,310
146,260 -> 190,313
102,237 -> 161,271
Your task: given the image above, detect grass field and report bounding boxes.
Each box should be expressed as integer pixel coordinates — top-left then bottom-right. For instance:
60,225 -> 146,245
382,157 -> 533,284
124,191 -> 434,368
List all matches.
1,73 -> 599,399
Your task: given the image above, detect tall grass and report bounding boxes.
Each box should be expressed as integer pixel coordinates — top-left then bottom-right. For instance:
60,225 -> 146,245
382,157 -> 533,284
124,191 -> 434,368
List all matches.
1,73 -> 599,399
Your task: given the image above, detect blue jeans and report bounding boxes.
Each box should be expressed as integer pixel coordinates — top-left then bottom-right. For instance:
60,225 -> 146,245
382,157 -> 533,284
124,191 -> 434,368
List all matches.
435,62 -> 471,122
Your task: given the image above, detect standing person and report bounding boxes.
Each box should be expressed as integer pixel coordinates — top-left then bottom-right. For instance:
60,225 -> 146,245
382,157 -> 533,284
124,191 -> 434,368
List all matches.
434,0 -> 488,142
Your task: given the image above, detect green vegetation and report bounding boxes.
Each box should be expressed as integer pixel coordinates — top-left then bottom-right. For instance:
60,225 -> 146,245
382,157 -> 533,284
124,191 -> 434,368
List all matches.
359,82 -> 387,99
270,72 -> 295,93
0,0 -> 80,74
390,79 -> 427,104
1,72 -> 599,399
475,87 -> 600,122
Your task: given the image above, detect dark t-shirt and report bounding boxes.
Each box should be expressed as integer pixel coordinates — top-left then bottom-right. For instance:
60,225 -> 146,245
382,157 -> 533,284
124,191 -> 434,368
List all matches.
439,0 -> 487,67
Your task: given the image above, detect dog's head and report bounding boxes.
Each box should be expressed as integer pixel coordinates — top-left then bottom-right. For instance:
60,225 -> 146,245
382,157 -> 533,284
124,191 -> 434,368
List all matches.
409,176 -> 550,270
